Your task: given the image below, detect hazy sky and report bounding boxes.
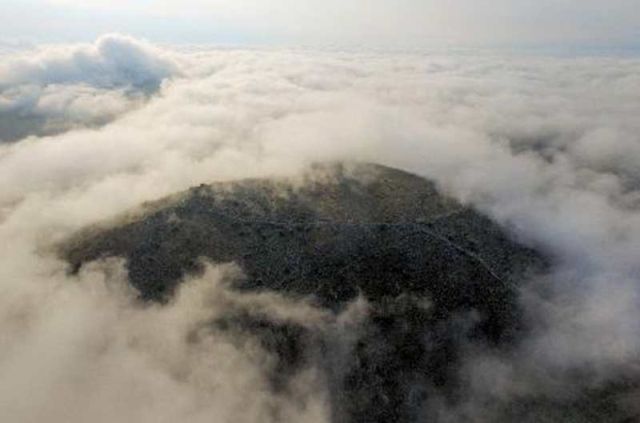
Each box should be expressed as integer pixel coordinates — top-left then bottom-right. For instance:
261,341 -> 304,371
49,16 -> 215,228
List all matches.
2,0 -> 640,51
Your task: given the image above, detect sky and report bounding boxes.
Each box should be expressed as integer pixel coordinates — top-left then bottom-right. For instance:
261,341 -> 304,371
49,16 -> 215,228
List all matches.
2,0 -> 640,52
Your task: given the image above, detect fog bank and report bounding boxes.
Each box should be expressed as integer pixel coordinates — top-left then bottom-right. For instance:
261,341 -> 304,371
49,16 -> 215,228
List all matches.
0,36 -> 639,421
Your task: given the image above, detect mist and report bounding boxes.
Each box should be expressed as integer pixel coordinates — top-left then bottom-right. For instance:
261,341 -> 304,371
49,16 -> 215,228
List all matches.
0,35 -> 639,421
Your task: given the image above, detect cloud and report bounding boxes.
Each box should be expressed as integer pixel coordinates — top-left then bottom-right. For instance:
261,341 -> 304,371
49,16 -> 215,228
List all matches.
0,35 -> 640,421
0,33 -> 178,90
0,34 -> 179,142
0,258 -> 333,423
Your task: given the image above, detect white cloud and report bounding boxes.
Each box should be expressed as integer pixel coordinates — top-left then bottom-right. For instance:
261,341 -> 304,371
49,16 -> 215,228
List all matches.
0,34 -> 179,141
0,35 -> 640,420
0,33 -> 178,90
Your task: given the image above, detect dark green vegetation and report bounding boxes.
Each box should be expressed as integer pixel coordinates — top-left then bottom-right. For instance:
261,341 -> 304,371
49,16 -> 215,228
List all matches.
61,163 -> 635,422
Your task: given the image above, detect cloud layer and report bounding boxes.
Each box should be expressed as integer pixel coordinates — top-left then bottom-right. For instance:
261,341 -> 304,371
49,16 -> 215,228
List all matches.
0,36 -> 639,421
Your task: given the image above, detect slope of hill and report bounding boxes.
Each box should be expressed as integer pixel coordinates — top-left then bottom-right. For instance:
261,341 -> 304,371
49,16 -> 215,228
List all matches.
60,162 -> 564,422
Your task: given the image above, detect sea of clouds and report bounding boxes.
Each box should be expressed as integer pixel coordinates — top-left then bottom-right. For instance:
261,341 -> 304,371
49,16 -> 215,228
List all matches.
0,34 -> 639,422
